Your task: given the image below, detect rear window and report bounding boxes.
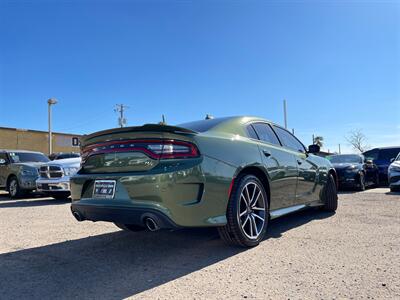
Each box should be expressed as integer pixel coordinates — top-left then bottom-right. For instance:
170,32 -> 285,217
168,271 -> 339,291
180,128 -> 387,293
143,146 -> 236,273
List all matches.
178,117 -> 232,132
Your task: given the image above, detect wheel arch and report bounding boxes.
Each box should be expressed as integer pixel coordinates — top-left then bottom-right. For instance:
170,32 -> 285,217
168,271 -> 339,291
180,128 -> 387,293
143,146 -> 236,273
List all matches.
6,174 -> 18,186
233,165 -> 271,208
328,168 -> 338,189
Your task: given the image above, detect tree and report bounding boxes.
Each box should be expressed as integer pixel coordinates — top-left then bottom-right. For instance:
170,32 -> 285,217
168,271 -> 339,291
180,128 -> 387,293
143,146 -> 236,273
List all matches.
313,136 -> 324,148
345,129 -> 370,153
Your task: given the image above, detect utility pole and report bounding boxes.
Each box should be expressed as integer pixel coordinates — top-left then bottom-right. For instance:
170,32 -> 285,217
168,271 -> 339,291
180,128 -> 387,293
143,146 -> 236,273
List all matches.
114,104 -> 128,127
47,98 -> 58,155
283,99 -> 287,129
339,144 -> 341,154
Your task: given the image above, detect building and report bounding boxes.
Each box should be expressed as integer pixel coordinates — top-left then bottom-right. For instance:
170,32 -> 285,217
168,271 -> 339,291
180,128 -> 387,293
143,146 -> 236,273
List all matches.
0,126 -> 81,155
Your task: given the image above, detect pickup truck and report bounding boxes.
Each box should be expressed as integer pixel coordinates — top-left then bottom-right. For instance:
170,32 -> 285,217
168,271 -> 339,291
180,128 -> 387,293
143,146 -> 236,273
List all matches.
36,157 -> 81,199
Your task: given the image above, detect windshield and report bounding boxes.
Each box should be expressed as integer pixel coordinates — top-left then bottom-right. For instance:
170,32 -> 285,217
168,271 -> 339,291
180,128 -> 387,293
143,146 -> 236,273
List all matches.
9,152 -> 50,163
327,154 -> 362,164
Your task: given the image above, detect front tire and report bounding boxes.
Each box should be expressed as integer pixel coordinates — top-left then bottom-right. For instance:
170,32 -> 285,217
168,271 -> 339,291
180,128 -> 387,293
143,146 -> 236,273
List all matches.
322,174 -> 338,212
218,175 -> 269,247
7,176 -> 23,199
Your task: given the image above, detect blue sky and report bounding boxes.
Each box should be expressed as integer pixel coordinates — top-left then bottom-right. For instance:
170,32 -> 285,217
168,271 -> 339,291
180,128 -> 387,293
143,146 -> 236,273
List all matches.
0,0 -> 399,153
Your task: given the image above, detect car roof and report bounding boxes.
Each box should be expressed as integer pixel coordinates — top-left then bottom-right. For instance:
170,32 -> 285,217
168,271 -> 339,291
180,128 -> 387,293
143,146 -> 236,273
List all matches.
178,116 -> 279,131
364,146 -> 400,152
0,149 -> 44,154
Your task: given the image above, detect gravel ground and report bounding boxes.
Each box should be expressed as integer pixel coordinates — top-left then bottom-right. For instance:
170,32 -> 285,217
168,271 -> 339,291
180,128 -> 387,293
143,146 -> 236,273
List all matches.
0,188 -> 399,299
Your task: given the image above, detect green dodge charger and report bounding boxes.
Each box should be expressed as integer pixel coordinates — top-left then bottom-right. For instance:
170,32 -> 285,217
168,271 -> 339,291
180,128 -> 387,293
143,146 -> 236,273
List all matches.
70,116 -> 338,247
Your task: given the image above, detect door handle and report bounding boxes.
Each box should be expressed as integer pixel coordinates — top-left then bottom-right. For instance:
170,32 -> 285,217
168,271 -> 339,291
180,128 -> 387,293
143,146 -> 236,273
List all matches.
263,150 -> 271,157
297,159 -> 302,165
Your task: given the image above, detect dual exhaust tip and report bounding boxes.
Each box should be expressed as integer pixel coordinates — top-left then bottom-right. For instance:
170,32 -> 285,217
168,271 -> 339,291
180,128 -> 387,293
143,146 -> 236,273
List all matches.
72,211 -> 161,232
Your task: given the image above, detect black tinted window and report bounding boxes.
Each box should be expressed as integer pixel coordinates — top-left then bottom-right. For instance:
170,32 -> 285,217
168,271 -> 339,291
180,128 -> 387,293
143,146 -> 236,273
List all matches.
246,125 -> 259,140
378,148 -> 400,161
252,123 -> 280,145
273,126 -> 305,152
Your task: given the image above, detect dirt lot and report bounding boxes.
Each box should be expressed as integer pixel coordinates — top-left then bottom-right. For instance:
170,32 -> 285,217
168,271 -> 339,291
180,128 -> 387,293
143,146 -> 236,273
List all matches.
0,189 -> 399,299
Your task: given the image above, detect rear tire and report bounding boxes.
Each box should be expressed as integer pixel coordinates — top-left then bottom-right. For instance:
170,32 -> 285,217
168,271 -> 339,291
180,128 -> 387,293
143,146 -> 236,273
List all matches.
322,174 -> 338,212
114,223 -> 145,232
218,174 -> 269,247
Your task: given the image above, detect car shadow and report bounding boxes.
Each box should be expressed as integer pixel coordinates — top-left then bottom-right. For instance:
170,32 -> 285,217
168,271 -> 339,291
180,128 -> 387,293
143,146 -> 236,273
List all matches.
386,191 -> 400,195
0,198 -> 70,208
0,208 -> 333,299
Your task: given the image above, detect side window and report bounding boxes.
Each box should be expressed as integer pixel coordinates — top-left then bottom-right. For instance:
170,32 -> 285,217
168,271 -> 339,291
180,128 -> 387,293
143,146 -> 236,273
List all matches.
0,153 -> 8,163
246,125 -> 259,140
363,149 -> 378,161
272,126 -> 305,153
252,123 -> 281,145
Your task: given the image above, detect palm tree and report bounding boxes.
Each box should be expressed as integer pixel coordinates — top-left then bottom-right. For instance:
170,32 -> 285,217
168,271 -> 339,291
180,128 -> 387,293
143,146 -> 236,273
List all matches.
313,136 -> 324,148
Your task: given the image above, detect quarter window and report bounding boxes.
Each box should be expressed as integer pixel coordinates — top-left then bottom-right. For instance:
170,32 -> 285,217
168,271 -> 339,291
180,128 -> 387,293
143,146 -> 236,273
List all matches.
252,123 -> 281,145
246,125 -> 259,140
272,126 -> 305,153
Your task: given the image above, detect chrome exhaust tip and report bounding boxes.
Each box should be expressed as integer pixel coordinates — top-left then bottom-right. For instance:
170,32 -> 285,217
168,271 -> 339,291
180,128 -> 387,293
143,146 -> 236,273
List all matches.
72,211 -> 84,222
144,217 -> 159,232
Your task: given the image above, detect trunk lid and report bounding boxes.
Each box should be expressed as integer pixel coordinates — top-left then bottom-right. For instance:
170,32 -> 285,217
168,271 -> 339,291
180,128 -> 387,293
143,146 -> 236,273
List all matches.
80,124 -> 198,174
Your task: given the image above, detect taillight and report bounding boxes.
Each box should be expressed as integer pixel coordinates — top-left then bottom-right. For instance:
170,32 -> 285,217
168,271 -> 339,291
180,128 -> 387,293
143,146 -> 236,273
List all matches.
81,139 -> 199,162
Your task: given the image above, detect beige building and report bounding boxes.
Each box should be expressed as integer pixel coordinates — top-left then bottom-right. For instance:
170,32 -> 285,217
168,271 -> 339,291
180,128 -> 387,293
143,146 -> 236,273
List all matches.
0,126 -> 81,155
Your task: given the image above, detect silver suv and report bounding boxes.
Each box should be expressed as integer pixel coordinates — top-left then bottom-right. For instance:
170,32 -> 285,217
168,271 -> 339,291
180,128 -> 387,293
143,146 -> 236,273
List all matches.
36,157 -> 81,199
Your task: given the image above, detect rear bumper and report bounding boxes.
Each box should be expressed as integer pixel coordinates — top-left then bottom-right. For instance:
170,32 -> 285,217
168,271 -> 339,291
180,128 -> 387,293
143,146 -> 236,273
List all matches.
70,157 -> 235,227
71,203 -> 179,229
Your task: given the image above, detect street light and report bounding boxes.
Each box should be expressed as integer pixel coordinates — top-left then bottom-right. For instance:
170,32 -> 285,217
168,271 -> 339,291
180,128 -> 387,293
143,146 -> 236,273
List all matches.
47,98 -> 58,155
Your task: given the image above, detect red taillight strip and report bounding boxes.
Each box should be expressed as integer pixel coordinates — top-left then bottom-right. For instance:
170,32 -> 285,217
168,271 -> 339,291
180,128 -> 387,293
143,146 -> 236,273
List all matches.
81,139 -> 200,161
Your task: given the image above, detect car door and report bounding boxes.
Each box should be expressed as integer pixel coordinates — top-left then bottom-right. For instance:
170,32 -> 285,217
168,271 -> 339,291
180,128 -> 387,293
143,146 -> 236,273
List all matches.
0,152 -> 10,188
272,126 -> 319,204
247,123 -> 298,210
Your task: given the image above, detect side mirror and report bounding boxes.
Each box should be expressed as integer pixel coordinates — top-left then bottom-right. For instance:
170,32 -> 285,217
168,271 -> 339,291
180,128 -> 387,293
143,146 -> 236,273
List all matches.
366,159 -> 373,165
0,158 -> 7,165
308,144 -> 320,154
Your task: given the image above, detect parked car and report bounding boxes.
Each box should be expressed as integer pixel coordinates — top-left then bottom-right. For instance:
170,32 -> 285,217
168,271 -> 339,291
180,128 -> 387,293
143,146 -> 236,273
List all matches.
0,149 -> 49,198
327,154 -> 379,190
70,116 -> 338,247
363,147 -> 400,184
388,152 -> 400,192
36,157 -> 81,199
49,152 -> 80,160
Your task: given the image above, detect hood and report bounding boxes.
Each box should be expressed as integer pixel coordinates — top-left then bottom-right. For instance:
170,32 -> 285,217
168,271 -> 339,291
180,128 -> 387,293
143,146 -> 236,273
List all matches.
332,162 -> 361,169
41,157 -> 81,168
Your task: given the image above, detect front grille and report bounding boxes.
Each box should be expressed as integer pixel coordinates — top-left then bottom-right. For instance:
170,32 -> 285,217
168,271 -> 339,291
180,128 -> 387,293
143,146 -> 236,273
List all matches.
39,165 -> 63,178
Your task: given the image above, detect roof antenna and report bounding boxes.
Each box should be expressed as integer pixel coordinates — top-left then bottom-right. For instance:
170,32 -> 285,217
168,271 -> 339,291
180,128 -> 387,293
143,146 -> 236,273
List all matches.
205,114 -> 214,120
159,114 -> 166,125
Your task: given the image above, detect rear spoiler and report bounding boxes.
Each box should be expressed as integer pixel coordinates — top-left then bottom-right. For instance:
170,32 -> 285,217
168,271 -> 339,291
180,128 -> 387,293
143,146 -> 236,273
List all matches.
82,124 -> 198,145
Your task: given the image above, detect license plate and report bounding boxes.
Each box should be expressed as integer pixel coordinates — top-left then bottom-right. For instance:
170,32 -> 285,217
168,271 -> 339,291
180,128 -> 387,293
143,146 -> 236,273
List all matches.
93,180 -> 116,199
